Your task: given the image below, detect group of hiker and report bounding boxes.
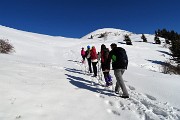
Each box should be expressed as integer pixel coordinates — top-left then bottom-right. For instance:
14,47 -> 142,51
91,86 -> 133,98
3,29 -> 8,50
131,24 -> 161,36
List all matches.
81,43 -> 129,98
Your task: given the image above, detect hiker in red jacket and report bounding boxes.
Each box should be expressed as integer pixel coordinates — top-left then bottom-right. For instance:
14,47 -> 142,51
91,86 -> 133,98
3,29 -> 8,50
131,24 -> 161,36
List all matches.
81,47 -> 86,63
90,46 -> 98,77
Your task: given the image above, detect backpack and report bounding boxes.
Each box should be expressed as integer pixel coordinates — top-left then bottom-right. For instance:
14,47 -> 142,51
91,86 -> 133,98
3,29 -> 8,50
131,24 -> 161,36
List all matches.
112,47 -> 128,69
101,48 -> 109,63
90,47 -> 98,60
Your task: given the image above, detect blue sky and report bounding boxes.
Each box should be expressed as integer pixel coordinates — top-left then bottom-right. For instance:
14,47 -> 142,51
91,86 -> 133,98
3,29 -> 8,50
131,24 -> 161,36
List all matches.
0,0 -> 180,38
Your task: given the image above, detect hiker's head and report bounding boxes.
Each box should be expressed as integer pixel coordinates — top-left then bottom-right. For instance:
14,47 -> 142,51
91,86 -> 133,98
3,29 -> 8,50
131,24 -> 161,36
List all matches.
82,47 -> 84,50
101,44 -> 106,50
110,43 -> 117,49
92,46 -> 95,49
87,45 -> 90,49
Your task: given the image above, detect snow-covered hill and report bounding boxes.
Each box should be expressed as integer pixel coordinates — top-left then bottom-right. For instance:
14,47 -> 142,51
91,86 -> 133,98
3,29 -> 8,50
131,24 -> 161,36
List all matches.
82,28 -> 132,39
0,25 -> 180,120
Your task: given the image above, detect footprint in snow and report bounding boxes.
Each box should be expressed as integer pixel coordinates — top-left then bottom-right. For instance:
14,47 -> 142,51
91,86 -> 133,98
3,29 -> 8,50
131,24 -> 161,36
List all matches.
145,94 -> 157,101
173,107 -> 180,111
105,100 -> 114,107
128,85 -> 136,90
9,98 -> 16,104
15,115 -> 21,119
95,94 -> 105,99
152,108 -> 168,117
107,109 -> 121,116
119,101 -> 125,107
99,95 -> 105,99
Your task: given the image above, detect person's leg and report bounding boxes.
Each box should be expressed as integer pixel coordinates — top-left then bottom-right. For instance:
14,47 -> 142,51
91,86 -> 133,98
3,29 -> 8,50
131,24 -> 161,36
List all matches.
103,72 -> 106,79
92,62 -> 97,76
83,56 -> 85,62
107,72 -> 112,85
103,72 -> 108,84
114,69 -> 128,96
114,70 -> 120,93
82,56 -> 85,63
88,59 -> 92,73
94,62 -> 98,76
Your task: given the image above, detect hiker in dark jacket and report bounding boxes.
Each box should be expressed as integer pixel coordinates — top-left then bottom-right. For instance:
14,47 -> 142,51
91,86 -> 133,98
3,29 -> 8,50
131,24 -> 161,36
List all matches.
108,43 -> 129,98
100,44 -> 112,86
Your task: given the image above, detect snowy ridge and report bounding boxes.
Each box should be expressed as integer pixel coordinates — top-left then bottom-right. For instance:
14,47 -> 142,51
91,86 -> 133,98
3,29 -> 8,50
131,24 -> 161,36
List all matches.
82,28 -> 133,39
0,25 -> 180,120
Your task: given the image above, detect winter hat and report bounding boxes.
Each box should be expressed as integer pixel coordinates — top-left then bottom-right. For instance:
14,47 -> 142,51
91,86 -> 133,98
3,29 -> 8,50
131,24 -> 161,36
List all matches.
87,45 -> 90,49
110,43 -> 117,47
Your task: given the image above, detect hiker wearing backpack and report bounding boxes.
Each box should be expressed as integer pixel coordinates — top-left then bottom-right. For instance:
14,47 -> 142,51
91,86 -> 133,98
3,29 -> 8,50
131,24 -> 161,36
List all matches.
85,45 -> 92,73
90,46 -> 98,77
81,47 -> 86,63
108,43 -> 129,98
100,44 -> 112,86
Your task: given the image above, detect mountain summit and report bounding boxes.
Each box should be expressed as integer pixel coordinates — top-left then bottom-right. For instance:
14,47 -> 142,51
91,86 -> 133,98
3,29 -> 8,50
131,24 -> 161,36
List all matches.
82,28 -> 133,39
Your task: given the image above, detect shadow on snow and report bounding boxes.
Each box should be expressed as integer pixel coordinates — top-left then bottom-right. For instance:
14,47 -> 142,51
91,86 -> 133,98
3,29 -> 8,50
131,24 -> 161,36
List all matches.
68,59 -> 81,63
157,50 -> 172,56
64,68 -> 116,97
64,67 -> 85,75
146,59 -> 167,65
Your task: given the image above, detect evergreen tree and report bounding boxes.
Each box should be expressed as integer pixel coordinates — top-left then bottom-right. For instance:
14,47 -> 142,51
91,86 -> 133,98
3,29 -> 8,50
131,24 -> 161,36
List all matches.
88,35 -> 93,39
165,38 -> 170,44
141,34 -> 147,42
90,35 -> 93,39
170,39 -> 180,63
124,34 -> 132,45
154,35 -> 161,44
155,29 -> 180,63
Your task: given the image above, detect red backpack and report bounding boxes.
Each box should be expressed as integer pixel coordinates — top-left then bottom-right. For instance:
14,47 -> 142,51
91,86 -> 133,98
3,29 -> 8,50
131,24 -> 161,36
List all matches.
90,47 -> 97,60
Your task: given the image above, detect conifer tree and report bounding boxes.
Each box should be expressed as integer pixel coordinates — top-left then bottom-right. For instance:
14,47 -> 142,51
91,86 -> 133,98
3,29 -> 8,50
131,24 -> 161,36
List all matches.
155,29 -> 180,63
154,35 -> 161,44
165,38 -> 170,44
141,34 -> 147,42
124,34 -> 132,45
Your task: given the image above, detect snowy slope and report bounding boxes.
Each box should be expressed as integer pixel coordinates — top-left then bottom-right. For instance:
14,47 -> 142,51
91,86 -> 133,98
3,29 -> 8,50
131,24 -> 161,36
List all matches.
82,28 -> 132,40
0,25 -> 180,120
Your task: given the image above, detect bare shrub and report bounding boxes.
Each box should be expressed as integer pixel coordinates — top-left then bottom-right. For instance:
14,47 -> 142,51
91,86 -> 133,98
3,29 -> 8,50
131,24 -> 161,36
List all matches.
161,60 -> 180,75
0,39 -> 14,54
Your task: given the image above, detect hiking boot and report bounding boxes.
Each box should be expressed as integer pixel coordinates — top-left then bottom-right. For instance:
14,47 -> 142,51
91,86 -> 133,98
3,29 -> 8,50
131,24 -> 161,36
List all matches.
92,75 -> 97,77
108,82 -> 113,86
115,86 -> 119,94
120,95 -> 129,99
115,90 -> 119,94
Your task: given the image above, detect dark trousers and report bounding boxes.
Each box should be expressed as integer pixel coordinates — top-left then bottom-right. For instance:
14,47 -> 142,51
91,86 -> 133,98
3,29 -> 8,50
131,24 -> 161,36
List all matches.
87,58 -> 92,73
92,62 -> 98,76
82,56 -> 85,61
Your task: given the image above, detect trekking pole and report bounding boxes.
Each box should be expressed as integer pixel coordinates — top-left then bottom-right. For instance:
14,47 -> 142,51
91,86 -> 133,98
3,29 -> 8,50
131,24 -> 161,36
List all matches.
97,60 -> 100,79
97,52 -> 101,80
99,62 -> 103,81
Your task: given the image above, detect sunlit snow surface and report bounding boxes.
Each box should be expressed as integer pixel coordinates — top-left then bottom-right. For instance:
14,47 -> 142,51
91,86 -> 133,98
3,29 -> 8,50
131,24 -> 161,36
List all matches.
0,25 -> 180,120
